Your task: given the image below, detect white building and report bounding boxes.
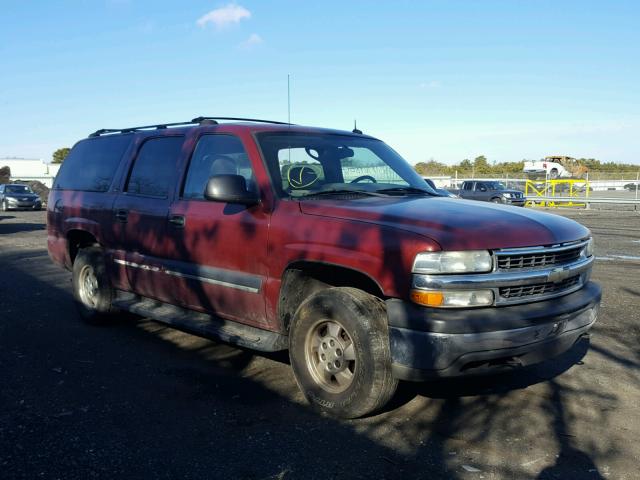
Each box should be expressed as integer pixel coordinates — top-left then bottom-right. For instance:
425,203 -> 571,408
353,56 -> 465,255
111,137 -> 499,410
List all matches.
0,157 -> 61,187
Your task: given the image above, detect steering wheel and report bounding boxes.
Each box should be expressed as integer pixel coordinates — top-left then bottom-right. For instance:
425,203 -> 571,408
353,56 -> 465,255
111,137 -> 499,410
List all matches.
350,175 -> 377,184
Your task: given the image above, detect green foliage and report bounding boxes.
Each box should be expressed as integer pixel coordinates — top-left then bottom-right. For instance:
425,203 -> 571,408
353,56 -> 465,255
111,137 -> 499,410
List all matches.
415,156 -> 636,177
0,165 -> 10,184
52,147 -> 71,164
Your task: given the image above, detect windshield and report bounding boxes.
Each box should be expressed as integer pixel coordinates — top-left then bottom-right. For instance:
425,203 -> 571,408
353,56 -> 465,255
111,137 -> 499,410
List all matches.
485,181 -> 506,191
5,185 -> 33,194
256,132 -> 436,198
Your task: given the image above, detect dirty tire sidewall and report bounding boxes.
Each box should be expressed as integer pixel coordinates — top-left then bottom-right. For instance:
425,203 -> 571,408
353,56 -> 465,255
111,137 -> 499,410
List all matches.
72,246 -> 115,324
289,287 -> 398,419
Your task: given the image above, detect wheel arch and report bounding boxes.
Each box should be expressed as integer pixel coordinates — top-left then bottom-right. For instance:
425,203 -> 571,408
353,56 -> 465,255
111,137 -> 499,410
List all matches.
277,261 -> 385,333
67,229 -> 100,264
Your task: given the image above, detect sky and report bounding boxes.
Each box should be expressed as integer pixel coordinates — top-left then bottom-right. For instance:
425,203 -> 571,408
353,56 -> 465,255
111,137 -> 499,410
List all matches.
1,0 -> 639,165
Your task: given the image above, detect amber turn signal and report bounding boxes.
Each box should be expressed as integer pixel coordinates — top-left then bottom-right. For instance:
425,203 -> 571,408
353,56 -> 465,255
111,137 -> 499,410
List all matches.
410,290 -> 444,307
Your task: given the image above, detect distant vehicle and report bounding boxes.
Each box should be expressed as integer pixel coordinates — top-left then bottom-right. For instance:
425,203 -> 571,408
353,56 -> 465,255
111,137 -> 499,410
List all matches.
523,156 -> 588,179
0,183 -> 42,211
423,178 -> 458,198
456,180 -> 525,206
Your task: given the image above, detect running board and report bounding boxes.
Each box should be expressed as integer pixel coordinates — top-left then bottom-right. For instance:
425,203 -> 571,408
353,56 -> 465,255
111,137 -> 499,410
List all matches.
112,292 -> 288,352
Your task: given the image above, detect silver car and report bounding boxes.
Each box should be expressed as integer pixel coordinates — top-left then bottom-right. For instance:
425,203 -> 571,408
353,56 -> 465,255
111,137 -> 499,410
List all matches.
0,184 -> 42,211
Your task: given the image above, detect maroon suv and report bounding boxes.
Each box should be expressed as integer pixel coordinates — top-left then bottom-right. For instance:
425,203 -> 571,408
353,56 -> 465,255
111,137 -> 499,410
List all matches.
48,117 -> 601,418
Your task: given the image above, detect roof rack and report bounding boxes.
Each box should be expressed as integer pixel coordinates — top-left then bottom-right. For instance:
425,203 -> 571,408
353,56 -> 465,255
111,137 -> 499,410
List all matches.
89,116 -> 292,137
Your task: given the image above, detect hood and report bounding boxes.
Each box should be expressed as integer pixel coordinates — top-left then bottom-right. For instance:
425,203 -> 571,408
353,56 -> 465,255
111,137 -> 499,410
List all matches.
299,196 -> 589,250
497,189 -> 524,196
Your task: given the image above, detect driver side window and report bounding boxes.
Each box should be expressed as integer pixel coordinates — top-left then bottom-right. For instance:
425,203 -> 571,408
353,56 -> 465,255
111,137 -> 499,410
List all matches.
183,134 -> 257,199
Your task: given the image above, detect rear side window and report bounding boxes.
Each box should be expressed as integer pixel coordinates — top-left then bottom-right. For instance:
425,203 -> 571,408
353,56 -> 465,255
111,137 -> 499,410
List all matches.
463,182 -> 473,190
126,136 -> 184,198
54,135 -> 132,192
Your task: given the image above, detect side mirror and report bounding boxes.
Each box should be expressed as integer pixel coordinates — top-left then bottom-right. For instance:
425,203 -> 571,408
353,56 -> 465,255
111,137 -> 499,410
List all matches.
204,175 -> 260,206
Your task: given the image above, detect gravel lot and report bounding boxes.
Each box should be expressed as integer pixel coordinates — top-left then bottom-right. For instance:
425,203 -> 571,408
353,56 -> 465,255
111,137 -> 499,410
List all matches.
1,208 -> 639,479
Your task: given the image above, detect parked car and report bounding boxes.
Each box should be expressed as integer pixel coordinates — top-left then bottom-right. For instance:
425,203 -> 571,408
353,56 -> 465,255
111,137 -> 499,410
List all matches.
624,183 -> 638,191
456,180 -> 525,206
0,183 -> 42,211
423,178 -> 458,198
48,117 -> 601,418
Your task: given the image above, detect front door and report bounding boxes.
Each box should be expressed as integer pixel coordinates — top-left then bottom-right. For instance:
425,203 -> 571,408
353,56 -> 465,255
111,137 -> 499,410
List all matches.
166,133 -> 270,328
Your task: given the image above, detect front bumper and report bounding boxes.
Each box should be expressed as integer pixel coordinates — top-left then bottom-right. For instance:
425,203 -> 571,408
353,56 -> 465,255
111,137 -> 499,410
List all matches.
5,198 -> 41,209
387,281 -> 601,380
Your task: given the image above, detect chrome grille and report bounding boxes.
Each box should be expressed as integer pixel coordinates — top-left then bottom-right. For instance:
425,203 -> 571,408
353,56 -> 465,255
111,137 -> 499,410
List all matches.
499,275 -> 581,299
496,245 -> 583,270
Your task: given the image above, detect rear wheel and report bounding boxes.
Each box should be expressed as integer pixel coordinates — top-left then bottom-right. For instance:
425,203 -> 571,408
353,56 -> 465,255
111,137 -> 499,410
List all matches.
72,246 -> 117,324
289,287 -> 398,418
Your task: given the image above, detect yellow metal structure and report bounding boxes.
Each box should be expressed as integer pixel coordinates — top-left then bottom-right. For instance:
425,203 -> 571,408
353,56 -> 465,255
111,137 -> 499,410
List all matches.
525,179 -> 590,208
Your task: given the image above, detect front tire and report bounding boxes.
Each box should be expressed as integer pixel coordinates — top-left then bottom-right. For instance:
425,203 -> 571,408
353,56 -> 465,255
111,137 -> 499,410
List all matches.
72,246 -> 116,324
490,197 -> 503,203
289,287 -> 398,418
1,200 -> 8,211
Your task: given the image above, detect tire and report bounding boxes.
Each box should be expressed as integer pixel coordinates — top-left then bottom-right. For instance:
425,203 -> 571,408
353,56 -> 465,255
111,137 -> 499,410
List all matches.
1,200 -> 7,211
550,168 -> 559,179
490,197 -> 502,203
72,246 -> 116,324
289,287 -> 398,418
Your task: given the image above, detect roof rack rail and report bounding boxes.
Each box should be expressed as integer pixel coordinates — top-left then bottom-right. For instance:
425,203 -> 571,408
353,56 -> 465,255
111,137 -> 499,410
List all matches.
89,116 -> 292,137
191,116 -> 292,125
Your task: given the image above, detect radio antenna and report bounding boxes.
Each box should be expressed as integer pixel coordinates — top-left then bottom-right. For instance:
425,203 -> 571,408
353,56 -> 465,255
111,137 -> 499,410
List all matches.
287,74 -> 291,124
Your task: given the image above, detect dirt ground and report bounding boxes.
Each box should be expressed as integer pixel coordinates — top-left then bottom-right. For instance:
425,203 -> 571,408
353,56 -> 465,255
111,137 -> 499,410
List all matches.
1,208 -> 639,479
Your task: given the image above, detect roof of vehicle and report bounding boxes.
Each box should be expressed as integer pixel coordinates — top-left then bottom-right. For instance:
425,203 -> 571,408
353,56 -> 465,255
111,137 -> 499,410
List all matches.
87,117 -> 378,141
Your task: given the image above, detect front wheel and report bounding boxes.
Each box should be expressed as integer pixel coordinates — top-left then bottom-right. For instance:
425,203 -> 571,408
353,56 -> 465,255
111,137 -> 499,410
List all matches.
490,197 -> 503,203
1,200 -> 7,211
289,287 -> 398,418
72,246 -> 117,324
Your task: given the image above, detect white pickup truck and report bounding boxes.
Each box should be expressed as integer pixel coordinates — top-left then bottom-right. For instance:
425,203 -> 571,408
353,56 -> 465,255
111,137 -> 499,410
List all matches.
523,159 -> 572,179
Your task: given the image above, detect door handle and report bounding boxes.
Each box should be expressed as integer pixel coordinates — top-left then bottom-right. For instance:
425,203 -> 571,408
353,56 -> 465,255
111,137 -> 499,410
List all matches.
115,209 -> 128,223
168,215 -> 185,228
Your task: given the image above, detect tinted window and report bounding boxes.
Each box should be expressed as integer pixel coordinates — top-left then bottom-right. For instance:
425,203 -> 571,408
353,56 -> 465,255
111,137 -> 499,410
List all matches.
183,135 -> 257,199
54,135 -> 132,192
463,182 -> 473,190
127,136 -> 184,198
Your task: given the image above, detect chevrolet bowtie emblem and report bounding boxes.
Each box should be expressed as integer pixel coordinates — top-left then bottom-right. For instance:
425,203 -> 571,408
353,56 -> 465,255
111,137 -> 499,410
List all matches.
547,267 -> 571,283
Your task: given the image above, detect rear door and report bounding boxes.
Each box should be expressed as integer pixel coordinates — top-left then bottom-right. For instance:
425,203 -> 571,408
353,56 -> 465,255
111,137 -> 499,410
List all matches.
112,135 -> 185,303
165,133 -> 270,328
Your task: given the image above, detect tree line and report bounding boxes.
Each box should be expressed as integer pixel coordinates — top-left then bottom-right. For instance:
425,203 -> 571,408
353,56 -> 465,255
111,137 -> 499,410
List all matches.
414,156 -> 639,176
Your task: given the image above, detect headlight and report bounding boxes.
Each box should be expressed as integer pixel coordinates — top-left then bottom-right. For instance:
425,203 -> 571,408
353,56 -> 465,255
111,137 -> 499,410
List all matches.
412,251 -> 492,274
582,238 -> 594,258
410,289 -> 494,308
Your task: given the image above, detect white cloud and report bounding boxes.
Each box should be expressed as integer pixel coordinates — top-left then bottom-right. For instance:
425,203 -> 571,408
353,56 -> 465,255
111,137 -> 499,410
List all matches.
419,80 -> 441,89
197,3 -> 251,29
238,33 -> 263,50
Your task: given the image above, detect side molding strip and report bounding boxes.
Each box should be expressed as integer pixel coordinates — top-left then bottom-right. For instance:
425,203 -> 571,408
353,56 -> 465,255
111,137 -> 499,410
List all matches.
114,258 -> 261,293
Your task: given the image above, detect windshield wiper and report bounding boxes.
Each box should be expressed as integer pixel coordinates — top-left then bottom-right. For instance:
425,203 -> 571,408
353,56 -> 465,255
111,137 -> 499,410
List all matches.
296,189 -> 387,199
374,186 -> 435,196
